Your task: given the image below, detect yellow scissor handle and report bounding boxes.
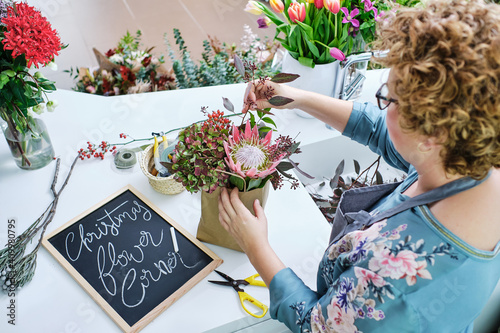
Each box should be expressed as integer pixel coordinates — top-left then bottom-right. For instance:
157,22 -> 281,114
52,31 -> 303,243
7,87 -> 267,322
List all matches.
244,273 -> 267,287
237,291 -> 268,318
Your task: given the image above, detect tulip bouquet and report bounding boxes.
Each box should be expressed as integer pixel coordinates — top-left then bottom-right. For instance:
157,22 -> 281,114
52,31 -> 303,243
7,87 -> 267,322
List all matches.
245,0 -> 390,67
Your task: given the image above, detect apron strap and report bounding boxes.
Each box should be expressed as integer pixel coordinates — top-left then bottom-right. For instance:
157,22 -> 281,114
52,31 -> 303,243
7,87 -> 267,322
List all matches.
345,170 -> 492,226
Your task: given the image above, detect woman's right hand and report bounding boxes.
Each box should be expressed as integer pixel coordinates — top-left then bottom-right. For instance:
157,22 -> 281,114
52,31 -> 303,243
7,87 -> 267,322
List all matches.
242,80 -> 295,113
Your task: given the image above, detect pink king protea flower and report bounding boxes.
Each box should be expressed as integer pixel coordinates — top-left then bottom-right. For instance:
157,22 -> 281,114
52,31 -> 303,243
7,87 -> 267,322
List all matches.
224,120 -> 285,179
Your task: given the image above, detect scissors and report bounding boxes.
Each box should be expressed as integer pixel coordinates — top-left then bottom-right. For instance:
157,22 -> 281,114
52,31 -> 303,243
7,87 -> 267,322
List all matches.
208,270 -> 268,318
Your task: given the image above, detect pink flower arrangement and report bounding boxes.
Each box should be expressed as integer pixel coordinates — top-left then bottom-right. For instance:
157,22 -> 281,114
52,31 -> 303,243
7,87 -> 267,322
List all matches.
224,120 -> 285,184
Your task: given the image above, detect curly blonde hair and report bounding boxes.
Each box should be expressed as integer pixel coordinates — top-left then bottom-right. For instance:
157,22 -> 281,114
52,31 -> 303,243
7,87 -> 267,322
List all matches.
372,0 -> 500,179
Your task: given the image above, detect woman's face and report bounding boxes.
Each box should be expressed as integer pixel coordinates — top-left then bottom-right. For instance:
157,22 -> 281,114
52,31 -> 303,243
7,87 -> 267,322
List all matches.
384,72 -> 420,162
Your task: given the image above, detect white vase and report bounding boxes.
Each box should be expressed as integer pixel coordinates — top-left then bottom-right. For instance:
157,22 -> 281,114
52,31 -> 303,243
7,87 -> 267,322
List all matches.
281,52 -> 340,118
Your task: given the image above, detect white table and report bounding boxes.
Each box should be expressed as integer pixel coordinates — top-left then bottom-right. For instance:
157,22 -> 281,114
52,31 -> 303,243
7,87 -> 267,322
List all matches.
2,68 -> 498,333
0,78 -> 355,333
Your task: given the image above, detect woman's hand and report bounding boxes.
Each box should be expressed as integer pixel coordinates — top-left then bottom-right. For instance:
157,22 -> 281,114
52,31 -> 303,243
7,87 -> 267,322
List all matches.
218,187 -> 286,286
242,80 -> 296,113
218,187 -> 269,254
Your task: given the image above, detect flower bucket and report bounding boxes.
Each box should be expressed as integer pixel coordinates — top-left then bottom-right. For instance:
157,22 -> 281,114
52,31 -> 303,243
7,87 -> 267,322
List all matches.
197,183 -> 270,252
281,52 -> 340,118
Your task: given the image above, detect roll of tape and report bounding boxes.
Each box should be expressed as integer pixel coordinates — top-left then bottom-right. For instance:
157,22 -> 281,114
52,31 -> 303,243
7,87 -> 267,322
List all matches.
114,149 -> 137,169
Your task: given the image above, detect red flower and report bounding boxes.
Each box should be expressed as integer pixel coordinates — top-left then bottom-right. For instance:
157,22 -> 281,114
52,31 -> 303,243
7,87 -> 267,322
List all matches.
120,66 -> 136,82
142,56 -> 152,67
1,3 -> 62,68
105,48 -> 116,57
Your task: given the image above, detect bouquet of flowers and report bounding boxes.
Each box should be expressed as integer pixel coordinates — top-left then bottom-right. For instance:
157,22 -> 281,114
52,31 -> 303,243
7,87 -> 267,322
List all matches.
0,0 -> 64,166
246,0 -> 390,67
171,109 -> 302,193
169,57 -> 308,194
67,30 -> 176,96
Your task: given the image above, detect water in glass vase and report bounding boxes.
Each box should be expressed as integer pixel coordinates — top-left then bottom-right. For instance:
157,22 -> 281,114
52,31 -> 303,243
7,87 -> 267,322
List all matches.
2,118 -> 55,170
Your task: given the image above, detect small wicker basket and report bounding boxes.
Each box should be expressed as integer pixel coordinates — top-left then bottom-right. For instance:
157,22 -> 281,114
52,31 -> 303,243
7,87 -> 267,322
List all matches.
140,143 -> 185,195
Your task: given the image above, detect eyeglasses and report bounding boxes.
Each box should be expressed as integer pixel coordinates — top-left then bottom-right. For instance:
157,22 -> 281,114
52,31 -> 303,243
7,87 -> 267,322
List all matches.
376,83 -> 398,110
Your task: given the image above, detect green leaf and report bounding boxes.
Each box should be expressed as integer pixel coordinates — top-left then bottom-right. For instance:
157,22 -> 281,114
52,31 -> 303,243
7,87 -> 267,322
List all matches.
25,81 -> 38,88
268,96 -> 294,106
304,38 -> 320,58
222,97 -> 234,113
3,70 -> 16,78
249,112 -> 256,127
258,126 -> 273,134
296,21 -> 314,40
40,83 -> 56,91
288,141 -> 300,154
354,160 -> 361,174
13,56 -> 26,70
330,160 -> 345,189
233,54 -> 245,76
277,161 -> 294,172
0,75 -> 9,89
359,21 -> 372,30
270,73 -> 300,83
229,175 -> 245,191
298,57 -> 314,68
247,178 -> 262,191
261,116 -> 277,128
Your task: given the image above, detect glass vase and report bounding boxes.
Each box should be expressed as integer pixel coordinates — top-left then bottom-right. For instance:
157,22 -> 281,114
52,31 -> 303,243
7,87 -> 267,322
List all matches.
1,117 -> 55,170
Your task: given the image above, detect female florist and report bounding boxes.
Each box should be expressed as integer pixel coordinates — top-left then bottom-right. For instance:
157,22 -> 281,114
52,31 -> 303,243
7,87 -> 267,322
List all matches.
1,0 -> 500,333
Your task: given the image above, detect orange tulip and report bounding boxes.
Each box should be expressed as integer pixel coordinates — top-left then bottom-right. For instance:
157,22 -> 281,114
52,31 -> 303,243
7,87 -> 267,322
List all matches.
270,0 -> 285,13
288,2 -> 306,23
324,0 -> 340,14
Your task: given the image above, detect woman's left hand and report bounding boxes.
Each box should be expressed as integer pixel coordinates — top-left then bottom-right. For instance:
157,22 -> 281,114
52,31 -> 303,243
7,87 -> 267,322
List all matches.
218,187 -> 269,254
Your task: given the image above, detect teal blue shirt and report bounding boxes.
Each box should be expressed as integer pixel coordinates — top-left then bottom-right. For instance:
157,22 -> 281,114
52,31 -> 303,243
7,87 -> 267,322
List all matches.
269,102 -> 500,333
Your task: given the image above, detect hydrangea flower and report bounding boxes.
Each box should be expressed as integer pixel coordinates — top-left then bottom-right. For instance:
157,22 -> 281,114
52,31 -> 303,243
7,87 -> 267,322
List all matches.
224,120 -> 285,180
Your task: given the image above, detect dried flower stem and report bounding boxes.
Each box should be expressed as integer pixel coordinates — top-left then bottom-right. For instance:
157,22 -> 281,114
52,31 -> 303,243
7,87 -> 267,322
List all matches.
348,156 -> 381,189
0,155 -> 79,291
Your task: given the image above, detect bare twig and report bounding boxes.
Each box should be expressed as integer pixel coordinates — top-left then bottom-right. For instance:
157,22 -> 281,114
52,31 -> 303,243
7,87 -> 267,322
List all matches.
348,156 -> 381,190
0,154 -> 80,291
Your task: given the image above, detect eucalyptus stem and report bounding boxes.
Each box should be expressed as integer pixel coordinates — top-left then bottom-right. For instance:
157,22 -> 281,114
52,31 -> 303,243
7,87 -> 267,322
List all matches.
0,155 -> 79,292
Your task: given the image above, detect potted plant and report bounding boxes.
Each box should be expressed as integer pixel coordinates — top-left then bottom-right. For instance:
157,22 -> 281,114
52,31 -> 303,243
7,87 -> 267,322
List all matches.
0,0 -> 65,169
245,0 -> 389,116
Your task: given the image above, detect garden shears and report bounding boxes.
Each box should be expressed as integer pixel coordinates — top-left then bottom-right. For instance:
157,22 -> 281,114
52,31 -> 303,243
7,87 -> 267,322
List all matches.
208,270 -> 268,318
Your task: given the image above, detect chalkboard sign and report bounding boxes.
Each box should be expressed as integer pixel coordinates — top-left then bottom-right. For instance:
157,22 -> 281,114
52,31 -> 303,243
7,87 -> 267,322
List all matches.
43,185 -> 222,333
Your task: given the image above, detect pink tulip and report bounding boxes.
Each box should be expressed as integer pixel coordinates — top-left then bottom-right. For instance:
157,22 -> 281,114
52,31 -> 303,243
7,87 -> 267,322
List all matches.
330,47 -> 346,61
324,0 -> 340,14
288,2 -> 306,23
270,0 -> 284,13
314,0 -> 324,9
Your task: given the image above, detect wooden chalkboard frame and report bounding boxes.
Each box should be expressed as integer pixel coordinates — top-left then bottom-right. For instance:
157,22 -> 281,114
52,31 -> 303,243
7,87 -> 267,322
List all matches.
42,185 -> 223,333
